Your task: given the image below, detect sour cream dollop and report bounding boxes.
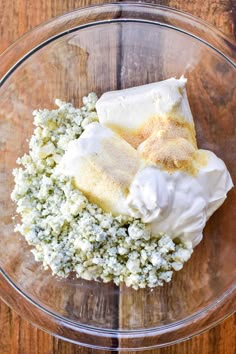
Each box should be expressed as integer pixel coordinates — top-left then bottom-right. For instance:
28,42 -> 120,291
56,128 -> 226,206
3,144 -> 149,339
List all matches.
127,150 -> 233,247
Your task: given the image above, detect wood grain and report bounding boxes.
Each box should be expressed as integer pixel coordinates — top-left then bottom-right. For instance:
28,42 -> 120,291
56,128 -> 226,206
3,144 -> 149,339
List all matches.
0,0 -> 235,354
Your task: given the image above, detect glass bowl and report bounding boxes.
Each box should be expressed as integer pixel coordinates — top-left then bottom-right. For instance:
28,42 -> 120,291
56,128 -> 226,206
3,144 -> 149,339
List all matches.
0,2 -> 235,351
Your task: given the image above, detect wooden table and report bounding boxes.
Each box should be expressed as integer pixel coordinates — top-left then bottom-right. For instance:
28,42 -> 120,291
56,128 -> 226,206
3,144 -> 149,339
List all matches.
0,0 -> 235,353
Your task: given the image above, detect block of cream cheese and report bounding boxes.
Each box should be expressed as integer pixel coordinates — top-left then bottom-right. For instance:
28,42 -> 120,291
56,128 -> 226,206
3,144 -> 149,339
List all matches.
58,122 -> 140,215
96,77 -> 194,148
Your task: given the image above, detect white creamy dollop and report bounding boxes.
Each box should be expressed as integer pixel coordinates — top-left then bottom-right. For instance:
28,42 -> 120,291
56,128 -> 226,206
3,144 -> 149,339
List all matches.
196,150 -> 233,220
127,151 -> 233,247
127,167 -> 174,223
61,121 -> 113,160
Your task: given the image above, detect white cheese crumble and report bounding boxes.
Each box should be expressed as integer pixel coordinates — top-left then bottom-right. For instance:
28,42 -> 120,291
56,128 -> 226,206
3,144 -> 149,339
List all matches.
11,93 -> 193,289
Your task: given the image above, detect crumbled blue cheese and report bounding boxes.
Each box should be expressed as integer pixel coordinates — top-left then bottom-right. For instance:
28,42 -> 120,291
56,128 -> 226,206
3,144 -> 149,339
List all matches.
11,94 -> 193,289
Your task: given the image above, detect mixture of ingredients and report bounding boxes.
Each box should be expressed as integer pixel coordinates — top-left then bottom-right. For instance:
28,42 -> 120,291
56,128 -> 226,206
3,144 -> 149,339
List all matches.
11,77 -> 233,289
